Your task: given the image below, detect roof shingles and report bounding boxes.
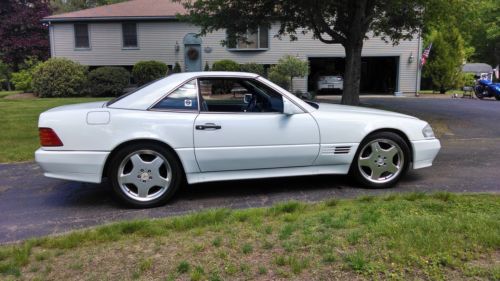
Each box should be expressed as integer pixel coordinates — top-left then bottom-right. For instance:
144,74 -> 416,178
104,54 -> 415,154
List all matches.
44,0 -> 187,21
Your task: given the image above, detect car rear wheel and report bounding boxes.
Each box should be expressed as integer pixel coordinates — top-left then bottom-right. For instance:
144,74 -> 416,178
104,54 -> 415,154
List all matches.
108,143 -> 183,207
350,132 -> 410,188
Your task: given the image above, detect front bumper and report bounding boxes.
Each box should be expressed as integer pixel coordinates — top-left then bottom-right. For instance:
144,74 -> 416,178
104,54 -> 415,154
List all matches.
35,149 -> 109,183
411,138 -> 441,169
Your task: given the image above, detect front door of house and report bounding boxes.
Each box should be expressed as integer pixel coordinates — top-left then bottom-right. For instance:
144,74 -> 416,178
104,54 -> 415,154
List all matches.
184,33 -> 202,72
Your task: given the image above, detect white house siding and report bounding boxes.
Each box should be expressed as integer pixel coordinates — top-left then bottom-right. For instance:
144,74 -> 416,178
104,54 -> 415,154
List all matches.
50,21 -> 421,93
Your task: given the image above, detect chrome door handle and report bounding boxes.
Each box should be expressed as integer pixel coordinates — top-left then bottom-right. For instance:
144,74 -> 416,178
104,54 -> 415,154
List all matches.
195,123 -> 221,130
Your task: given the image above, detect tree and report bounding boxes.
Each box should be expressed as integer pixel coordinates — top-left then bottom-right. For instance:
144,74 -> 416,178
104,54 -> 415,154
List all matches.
272,55 -> 308,92
422,0 -> 499,66
423,28 -> 465,93
0,0 -> 51,70
178,0 -> 426,105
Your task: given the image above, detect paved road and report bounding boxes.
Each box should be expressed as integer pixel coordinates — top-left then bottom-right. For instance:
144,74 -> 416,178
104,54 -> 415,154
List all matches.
1,97 -> 499,243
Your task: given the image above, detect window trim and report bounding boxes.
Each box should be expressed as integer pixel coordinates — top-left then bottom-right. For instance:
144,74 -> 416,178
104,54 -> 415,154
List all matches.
121,22 -> 139,50
74,23 -> 91,50
226,26 -> 270,52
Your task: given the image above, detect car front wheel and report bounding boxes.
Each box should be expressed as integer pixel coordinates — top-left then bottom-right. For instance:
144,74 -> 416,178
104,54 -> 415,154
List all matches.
350,132 -> 410,188
108,143 -> 183,207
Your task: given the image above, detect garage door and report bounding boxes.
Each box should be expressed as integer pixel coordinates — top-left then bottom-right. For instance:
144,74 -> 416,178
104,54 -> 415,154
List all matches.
308,56 -> 398,94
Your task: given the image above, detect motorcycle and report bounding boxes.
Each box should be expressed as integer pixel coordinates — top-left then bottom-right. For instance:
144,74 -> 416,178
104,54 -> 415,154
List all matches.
474,78 -> 500,100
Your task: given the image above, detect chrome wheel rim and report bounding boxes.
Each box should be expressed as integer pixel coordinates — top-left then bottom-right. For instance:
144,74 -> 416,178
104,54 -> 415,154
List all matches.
357,139 -> 404,184
117,150 -> 172,202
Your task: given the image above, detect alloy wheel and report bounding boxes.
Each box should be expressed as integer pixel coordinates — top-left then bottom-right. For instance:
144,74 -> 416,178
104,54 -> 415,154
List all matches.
357,139 -> 404,184
117,150 -> 172,202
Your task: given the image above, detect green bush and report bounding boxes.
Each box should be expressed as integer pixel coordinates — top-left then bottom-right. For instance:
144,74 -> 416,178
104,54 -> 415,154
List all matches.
462,73 -> 476,87
204,61 -> 210,71
172,62 -> 182,73
32,58 -> 88,97
11,70 -> 33,92
240,63 -> 265,76
268,65 -> 290,90
212,59 -> 240,71
11,58 -> 40,93
272,55 -> 309,92
132,60 -> 168,86
88,67 -> 130,97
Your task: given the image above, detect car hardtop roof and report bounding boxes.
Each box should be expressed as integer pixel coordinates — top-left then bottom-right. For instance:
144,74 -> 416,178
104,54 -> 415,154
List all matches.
170,71 -> 261,79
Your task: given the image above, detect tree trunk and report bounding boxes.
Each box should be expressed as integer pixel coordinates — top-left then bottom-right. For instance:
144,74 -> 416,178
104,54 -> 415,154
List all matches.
341,42 -> 363,105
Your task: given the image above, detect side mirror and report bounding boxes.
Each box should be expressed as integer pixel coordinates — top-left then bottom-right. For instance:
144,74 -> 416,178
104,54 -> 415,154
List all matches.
243,93 -> 253,104
282,97 -> 303,115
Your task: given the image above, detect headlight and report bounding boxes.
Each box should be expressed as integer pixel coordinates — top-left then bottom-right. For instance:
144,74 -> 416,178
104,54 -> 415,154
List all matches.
422,124 -> 435,138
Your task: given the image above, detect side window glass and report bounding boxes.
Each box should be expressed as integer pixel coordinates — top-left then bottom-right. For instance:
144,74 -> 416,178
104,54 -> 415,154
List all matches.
153,80 -> 198,111
198,78 -> 283,113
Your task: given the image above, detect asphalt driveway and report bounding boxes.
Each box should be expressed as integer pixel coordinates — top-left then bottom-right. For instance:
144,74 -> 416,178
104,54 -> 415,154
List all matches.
1,97 -> 499,243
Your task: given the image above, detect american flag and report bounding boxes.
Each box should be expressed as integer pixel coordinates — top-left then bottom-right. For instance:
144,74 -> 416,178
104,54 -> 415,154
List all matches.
420,43 -> 432,68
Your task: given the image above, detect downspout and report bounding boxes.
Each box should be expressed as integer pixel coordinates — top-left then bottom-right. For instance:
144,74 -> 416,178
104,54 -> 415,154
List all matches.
49,21 -> 55,58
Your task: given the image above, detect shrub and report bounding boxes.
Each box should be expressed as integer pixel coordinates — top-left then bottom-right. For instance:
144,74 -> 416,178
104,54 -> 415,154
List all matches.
32,58 -> 88,97
462,73 -> 476,87
11,58 -> 40,93
272,55 -> 309,92
88,66 -> 130,97
0,60 -> 13,91
212,59 -> 240,71
172,62 -> 182,73
11,70 -> 33,92
132,60 -> 168,86
204,61 -> 210,71
268,65 -> 289,90
240,63 -> 265,75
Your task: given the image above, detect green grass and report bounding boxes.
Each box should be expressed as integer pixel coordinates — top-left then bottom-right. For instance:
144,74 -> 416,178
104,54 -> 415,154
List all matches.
0,97 -> 108,162
0,193 -> 498,280
419,89 -> 465,95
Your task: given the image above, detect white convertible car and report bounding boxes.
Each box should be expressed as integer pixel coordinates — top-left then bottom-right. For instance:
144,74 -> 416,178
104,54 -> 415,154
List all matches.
36,72 -> 440,207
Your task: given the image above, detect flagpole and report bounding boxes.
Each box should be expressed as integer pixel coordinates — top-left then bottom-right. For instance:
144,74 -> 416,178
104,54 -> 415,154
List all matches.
415,28 -> 422,97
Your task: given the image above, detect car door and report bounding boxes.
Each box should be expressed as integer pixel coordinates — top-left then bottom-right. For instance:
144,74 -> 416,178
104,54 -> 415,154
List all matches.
194,77 -> 320,172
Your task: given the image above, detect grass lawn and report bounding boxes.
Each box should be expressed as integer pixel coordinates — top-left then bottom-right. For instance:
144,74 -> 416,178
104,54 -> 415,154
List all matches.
419,90 -> 465,96
0,193 -> 498,280
0,96 -> 108,163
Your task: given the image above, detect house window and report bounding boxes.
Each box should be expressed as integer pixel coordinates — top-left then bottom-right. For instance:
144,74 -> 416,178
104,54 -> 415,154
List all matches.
74,24 -> 90,49
122,23 -> 138,48
227,26 -> 269,50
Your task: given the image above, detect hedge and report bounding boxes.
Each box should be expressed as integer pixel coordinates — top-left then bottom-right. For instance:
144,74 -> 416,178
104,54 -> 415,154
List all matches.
88,67 -> 130,97
32,58 -> 88,97
212,59 -> 240,71
132,60 -> 168,86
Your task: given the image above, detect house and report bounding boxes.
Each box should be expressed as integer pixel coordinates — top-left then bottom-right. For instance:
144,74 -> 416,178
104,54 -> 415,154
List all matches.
42,0 -> 422,94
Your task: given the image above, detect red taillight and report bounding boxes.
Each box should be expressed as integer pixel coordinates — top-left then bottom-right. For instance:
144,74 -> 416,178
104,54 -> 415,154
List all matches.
39,128 -> 63,147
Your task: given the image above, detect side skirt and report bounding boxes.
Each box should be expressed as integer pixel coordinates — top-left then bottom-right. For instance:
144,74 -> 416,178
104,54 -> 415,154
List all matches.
186,164 -> 350,184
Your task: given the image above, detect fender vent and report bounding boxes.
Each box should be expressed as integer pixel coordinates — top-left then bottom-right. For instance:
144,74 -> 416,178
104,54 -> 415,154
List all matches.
334,146 -> 351,154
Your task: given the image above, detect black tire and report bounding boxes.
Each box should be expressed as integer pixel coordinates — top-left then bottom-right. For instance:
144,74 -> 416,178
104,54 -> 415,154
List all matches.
474,85 -> 485,99
349,131 -> 411,188
495,95 -> 500,101
108,143 -> 183,208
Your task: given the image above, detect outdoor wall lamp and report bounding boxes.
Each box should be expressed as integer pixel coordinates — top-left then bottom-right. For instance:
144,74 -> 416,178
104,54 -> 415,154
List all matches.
175,41 -> 180,52
408,52 -> 414,64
